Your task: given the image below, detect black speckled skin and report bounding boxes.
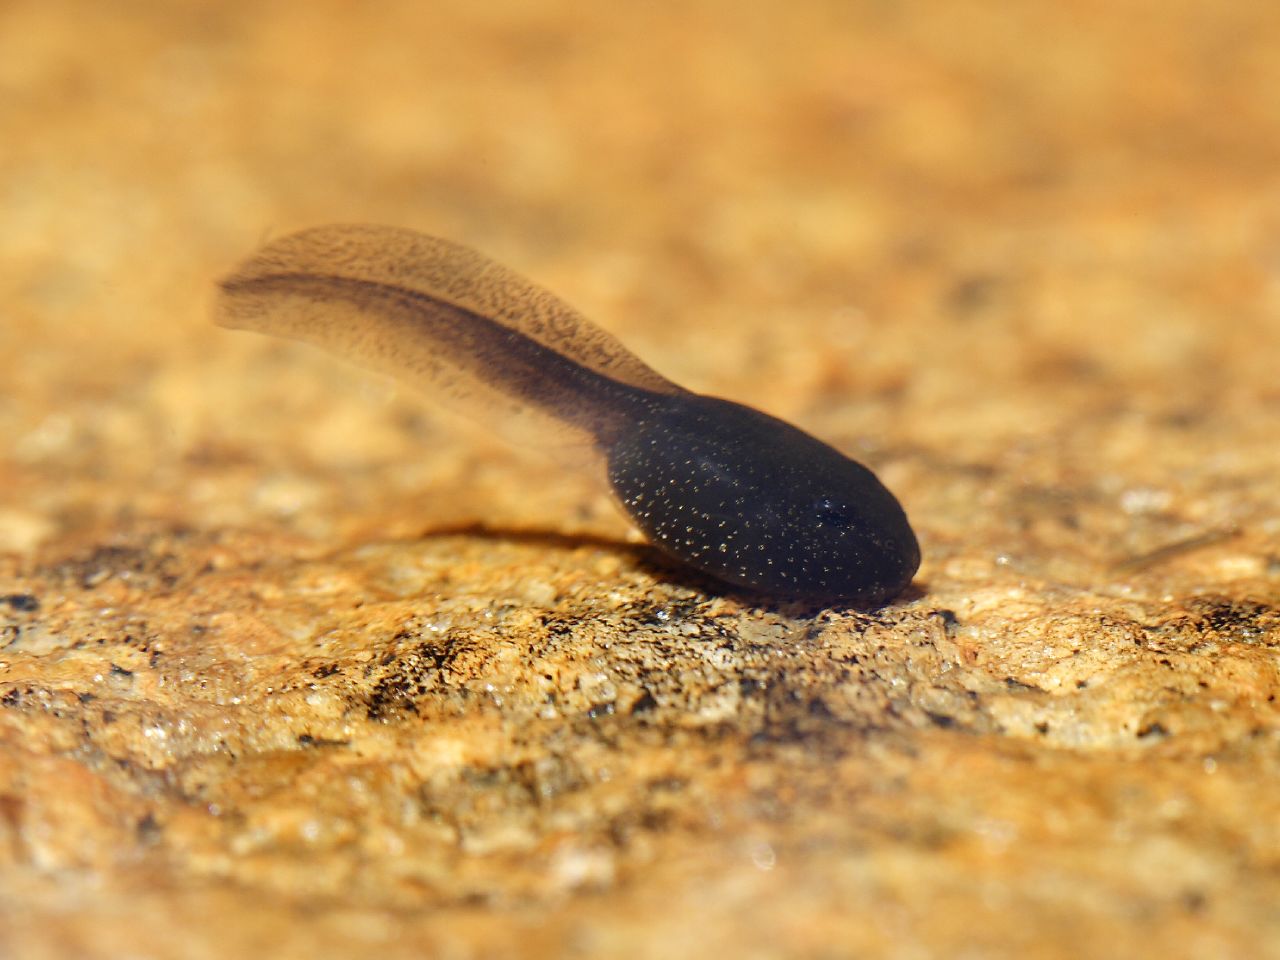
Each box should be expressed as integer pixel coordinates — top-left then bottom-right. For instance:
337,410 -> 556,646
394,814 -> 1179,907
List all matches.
607,393 -> 920,605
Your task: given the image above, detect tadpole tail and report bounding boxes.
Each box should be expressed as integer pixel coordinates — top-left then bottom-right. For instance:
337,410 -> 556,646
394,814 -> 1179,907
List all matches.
215,224 -> 684,449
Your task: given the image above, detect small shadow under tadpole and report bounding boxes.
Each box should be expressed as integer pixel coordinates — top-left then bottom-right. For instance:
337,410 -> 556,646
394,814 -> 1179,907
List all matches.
419,521 -> 644,557
417,520 -> 725,595
416,521 -> 926,616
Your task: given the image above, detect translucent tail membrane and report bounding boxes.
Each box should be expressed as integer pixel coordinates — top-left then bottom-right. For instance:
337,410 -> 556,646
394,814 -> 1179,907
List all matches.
214,224 -> 683,450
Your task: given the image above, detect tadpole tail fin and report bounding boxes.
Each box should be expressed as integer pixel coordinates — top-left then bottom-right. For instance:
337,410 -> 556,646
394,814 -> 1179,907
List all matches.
215,224 -> 683,448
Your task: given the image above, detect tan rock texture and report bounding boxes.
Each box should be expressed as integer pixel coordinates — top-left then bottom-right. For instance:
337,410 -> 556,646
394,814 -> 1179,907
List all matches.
2,2 -> 1279,957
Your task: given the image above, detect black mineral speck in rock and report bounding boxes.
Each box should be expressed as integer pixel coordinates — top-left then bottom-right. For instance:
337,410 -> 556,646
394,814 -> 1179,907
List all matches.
2,594 -> 40,613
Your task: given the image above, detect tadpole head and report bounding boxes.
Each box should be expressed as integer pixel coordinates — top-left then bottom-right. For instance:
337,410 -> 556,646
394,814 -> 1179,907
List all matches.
606,395 -> 921,606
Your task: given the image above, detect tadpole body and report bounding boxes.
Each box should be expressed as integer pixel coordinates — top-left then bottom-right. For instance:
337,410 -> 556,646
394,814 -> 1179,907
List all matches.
215,224 -> 920,605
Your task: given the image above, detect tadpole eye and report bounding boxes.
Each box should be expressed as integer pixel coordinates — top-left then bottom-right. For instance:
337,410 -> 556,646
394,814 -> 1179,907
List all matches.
812,498 -> 854,528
